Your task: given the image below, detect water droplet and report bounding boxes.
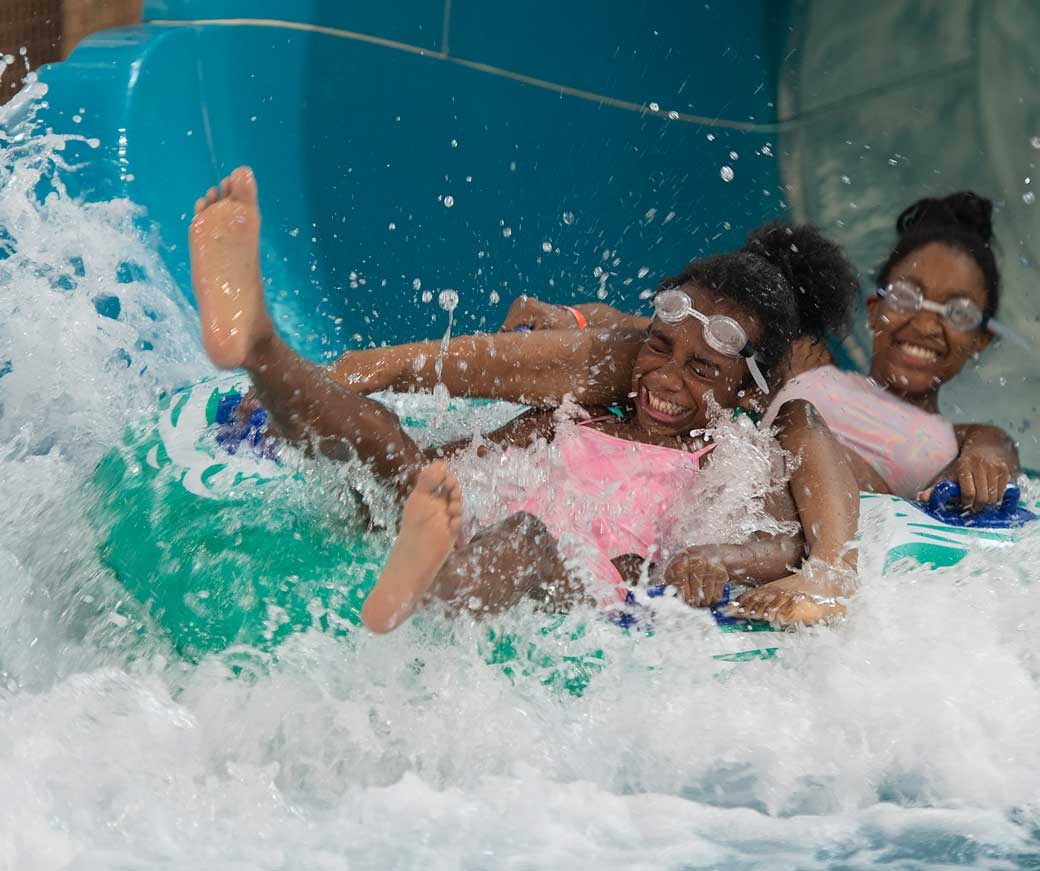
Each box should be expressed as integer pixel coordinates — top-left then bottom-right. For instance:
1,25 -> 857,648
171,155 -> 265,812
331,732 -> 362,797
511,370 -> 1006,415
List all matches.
639,288 -> 654,300
438,289 -> 459,311
562,211 -> 575,225
637,266 -> 649,278
443,195 -> 455,208
412,278 -> 422,291
421,290 -> 433,303
720,166 -> 734,182
1024,191 -> 1036,205
667,110 -> 679,120
760,143 -> 773,156
72,114 -> 82,124
706,133 -> 716,141
502,227 -> 512,238
388,222 -> 396,230
596,286 -> 608,300
662,211 -> 675,224
450,138 -> 459,148
729,151 -> 739,160
649,102 -> 660,112
489,290 -> 500,304
841,175 -> 851,185
593,266 -> 604,278
541,241 -> 553,252
289,228 -> 300,237
509,161 -> 517,172
644,208 -> 658,221
1031,136 -> 1040,149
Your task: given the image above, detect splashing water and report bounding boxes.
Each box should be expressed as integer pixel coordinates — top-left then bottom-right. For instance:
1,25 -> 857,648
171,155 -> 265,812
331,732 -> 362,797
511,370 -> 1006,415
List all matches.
2,85 -> 1040,868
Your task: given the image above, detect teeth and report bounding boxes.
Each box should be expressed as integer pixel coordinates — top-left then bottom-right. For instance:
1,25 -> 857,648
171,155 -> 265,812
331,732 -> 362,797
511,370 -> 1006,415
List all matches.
899,342 -> 939,362
646,390 -> 688,416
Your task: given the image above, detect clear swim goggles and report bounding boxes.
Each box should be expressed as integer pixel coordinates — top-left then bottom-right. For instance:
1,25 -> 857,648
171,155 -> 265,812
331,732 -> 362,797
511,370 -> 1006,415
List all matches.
876,279 -> 1026,347
652,288 -> 770,394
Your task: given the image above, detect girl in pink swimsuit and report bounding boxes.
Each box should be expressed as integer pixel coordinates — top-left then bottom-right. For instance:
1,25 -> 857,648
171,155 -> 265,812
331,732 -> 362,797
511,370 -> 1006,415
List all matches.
187,168 -> 859,633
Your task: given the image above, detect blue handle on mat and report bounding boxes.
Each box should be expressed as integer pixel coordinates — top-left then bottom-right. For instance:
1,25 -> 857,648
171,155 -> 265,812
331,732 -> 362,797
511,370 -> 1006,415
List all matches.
920,480 -> 1036,528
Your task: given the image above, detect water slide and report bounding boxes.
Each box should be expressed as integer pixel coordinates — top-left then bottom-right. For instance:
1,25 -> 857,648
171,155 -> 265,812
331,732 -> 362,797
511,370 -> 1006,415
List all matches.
8,5 -> 1040,862
35,0 -> 1039,464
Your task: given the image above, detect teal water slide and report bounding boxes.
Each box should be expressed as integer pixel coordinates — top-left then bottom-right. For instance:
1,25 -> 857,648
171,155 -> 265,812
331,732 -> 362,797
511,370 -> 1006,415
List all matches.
35,0 -> 1040,464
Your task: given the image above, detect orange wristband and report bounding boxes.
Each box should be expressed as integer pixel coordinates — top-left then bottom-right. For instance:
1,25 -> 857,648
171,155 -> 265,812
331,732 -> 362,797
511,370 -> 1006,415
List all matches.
560,305 -> 588,330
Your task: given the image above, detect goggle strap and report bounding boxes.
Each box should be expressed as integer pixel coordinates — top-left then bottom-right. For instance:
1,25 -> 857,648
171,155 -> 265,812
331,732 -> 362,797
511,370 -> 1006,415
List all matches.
746,355 -> 770,395
986,318 -> 1032,351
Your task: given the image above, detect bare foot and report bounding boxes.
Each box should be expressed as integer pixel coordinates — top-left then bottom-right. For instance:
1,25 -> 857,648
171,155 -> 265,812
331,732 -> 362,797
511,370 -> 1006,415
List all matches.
727,561 -> 855,626
189,166 -> 273,369
362,461 -> 464,633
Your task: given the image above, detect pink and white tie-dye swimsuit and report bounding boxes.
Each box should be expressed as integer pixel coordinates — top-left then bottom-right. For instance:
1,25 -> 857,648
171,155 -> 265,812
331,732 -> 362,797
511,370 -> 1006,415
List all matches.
762,365 -> 958,499
504,420 -> 715,593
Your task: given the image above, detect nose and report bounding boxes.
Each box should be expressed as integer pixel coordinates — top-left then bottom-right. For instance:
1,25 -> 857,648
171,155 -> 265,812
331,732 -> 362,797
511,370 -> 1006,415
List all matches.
908,306 -> 945,337
654,358 -> 685,390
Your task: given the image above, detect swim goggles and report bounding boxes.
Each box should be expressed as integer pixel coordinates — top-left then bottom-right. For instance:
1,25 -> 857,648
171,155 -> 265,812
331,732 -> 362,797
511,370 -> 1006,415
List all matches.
876,279 -> 1026,347
652,288 -> 770,394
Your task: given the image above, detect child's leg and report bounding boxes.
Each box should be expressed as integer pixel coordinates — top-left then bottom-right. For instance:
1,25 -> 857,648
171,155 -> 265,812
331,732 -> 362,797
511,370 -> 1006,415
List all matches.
189,167 -> 425,492
363,468 -> 581,633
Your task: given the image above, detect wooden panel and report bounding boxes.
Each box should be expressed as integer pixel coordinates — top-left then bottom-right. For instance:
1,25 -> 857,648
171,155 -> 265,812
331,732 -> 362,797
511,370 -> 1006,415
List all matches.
63,0 -> 142,57
0,0 -> 63,103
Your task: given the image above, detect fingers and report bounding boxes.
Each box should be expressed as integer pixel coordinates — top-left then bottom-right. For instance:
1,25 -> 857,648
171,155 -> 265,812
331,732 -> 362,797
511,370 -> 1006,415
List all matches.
994,466 -> 1010,504
917,485 -> 934,502
500,297 -> 533,332
958,463 -> 978,510
958,459 -> 1011,509
729,588 -> 788,622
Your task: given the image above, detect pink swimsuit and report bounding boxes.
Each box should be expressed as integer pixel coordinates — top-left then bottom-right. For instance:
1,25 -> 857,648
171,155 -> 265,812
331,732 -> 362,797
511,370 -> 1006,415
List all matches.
762,366 -> 958,499
505,419 -> 715,594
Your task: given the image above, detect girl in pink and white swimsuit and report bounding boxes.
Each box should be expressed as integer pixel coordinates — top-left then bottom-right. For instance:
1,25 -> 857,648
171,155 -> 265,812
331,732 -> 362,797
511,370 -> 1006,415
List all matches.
762,192 -> 1019,506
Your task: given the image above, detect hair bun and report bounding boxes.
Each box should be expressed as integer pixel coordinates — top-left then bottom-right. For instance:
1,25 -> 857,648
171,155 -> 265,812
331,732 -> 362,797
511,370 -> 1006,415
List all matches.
742,221 -> 859,340
896,192 -> 993,243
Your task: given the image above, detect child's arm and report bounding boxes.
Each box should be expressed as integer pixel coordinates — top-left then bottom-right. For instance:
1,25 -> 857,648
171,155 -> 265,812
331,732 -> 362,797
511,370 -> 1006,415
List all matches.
325,328 -> 645,407
662,535 -> 804,607
662,425 -> 808,607
918,424 -> 1020,509
728,399 -> 859,624
499,296 -> 651,332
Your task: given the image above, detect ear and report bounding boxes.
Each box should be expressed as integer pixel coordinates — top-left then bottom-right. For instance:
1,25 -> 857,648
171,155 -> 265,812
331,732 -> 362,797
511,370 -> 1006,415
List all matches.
973,329 -> 994,355
865,295 -> 883,332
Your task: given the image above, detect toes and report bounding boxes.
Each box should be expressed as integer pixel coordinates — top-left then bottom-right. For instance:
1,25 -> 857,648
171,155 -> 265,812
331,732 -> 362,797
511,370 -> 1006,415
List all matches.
206,186 -> 219,206
194,197 -> 207,215
220,176 -> 233,199
228,166 -> 258,207
414,462 -> 447,495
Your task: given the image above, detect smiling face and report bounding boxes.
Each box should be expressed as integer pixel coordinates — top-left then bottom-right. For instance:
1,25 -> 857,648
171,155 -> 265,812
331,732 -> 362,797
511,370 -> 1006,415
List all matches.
868,242 -> 993,408
632,285 -> 761,437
